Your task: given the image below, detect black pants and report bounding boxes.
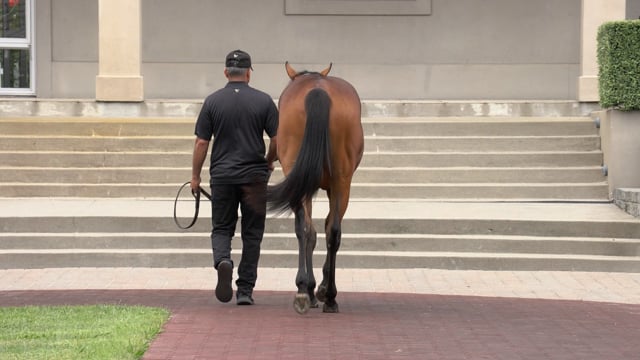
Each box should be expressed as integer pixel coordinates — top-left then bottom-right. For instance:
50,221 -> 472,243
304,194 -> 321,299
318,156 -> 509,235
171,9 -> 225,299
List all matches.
210,182 -> 266,296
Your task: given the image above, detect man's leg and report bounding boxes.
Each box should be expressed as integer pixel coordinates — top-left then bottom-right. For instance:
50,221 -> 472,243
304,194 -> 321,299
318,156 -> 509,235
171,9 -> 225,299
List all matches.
211,183 -> 240,302
236,182 -> 267,302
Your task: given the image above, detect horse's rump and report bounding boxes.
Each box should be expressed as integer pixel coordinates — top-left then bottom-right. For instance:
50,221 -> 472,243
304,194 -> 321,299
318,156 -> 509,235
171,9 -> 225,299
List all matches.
267,87 -> 332,213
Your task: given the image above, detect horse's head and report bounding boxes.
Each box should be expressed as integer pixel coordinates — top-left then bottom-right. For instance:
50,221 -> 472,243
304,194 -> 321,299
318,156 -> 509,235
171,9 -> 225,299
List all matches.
285,61 -> 332,80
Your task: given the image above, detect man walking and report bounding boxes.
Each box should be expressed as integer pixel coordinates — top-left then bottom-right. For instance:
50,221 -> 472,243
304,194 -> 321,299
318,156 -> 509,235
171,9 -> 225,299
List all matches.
191,50 -> 278,305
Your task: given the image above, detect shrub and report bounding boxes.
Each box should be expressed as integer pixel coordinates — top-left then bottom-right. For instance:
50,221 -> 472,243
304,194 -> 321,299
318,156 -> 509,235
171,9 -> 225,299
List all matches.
597,20 -> 640,111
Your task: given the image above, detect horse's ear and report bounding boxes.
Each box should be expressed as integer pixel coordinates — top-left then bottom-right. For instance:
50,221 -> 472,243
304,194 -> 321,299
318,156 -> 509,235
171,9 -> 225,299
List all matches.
320,63 -> 332,77
285,61 -> 297,80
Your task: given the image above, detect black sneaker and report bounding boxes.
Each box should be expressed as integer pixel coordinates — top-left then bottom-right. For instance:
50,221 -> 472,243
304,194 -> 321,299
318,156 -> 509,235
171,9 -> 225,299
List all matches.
215,260 -> 233,303
236,294 -> 254,305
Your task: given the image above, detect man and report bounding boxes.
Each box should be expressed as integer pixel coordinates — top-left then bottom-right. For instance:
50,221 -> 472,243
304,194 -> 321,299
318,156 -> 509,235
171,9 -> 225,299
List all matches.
191,50 -> 278,305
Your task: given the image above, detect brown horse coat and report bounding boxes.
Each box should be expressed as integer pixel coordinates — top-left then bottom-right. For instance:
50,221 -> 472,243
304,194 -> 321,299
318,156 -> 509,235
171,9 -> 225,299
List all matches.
268,62 -> 363,313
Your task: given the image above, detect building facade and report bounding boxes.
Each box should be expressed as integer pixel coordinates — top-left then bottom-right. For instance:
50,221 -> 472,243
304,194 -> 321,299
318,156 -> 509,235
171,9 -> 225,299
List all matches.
1,0 -> 639,101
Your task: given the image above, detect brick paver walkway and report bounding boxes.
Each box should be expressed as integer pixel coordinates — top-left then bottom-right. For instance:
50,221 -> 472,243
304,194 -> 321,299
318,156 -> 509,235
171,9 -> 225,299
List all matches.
1,287 -> 640,359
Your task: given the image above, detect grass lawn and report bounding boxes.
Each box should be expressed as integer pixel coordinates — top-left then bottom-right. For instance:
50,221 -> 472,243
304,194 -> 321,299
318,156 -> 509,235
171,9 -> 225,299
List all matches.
0,305 -> 170,360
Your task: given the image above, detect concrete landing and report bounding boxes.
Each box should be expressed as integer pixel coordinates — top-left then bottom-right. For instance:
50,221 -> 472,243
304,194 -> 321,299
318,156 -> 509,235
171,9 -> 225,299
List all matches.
0,198 -> 635,222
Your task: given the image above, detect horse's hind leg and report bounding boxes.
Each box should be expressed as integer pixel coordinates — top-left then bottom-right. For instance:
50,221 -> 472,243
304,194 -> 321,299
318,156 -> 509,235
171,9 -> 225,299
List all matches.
303,199 -> 318,308
292,204 -> 317,314
317,188 -> 347,313
317,219 -> 340,313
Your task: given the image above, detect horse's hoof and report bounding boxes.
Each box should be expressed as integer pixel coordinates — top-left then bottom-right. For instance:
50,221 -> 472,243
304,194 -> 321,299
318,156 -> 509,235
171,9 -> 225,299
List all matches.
316,285 -> 327,303
310,296 -> 319,308
323,302 -> 339,313
293,293 -> 311,314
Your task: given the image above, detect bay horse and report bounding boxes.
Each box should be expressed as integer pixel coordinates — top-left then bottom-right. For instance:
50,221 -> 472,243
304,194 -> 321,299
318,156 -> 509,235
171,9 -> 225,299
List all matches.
268,62 -> 364,314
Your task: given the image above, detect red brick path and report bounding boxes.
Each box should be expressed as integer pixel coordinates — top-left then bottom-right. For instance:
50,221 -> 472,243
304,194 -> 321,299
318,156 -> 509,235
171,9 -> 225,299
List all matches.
1,290 -> 639,359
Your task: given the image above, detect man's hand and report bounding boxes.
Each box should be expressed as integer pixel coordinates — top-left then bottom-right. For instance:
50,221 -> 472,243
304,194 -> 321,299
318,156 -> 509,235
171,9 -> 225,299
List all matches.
266,136 -> 278,173
191,176 -> 201,193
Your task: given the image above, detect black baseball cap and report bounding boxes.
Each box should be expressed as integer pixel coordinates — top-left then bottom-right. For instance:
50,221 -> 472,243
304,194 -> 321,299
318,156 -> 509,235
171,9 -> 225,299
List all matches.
225,50 -> 253,70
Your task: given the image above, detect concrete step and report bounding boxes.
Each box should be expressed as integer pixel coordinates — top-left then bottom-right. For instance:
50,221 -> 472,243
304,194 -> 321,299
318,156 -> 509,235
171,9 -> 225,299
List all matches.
348,183 -> 609,200
5,210 -> 639,239
362,117 -> 599,136
0,166 -> 606,184
0,135 -> 601,152
0,100 -> 601,118
360,151 -> 603,168
0,116 -> 598,136
1,249 -> 639,271
0,182 -> 609,200
1,199 -> 637,271
2,199 -> 639,238
0,151 -> 604,168
365,136 -> 601,152
2,233 -> 637,257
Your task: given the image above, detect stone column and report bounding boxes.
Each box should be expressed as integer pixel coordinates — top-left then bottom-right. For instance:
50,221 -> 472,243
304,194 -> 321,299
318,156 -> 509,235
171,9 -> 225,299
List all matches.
578,0 -> 626,102
95,0 -> 143,102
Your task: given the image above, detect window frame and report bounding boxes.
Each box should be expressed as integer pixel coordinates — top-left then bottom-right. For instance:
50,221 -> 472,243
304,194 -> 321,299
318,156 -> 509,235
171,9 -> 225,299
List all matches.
0,0 -> 35,96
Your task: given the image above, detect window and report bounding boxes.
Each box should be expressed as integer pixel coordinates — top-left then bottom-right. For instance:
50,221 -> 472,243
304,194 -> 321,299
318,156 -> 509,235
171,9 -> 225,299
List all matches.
0,0 -> 34,95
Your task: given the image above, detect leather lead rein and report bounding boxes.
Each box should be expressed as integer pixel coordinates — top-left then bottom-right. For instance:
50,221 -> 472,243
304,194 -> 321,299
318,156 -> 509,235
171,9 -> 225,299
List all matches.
173,181 -> 212,230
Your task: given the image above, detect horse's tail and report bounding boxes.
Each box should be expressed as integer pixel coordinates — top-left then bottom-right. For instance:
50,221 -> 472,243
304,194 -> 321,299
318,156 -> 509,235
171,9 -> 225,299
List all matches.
268,88 -> 332,213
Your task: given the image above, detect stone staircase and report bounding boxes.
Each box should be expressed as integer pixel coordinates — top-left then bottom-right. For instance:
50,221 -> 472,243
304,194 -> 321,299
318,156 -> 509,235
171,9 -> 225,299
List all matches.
1,102 -> 639,271
0,116 -> 608,199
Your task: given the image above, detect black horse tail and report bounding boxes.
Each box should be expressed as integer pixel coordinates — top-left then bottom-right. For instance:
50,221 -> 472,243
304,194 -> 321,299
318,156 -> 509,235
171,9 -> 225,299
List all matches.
268,88 -> 332,214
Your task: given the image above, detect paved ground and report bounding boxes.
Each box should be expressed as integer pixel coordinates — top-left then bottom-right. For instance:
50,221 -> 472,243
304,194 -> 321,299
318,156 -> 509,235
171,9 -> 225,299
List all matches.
2,267 -> 640,359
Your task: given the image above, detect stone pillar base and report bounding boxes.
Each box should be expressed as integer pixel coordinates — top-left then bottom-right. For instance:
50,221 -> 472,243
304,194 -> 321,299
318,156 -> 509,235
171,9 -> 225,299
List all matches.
96,76 -> 144,102
577,75 -> 599,102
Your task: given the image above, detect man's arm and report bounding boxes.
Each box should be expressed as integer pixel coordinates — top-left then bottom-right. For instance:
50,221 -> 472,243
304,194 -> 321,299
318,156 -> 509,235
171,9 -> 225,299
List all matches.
266,136 -> 278,172
191,137 -> 210,192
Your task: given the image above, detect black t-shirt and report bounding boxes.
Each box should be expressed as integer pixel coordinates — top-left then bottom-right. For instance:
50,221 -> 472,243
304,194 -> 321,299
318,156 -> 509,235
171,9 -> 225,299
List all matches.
195,81 -> 278,184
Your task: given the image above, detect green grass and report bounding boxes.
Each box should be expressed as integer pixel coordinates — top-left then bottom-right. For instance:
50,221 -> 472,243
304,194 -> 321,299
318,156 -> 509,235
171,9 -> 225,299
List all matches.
0,305 -> 170,360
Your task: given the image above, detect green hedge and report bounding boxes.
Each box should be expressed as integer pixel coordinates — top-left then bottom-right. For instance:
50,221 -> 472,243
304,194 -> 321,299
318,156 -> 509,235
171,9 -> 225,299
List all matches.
597,20 -> 640,111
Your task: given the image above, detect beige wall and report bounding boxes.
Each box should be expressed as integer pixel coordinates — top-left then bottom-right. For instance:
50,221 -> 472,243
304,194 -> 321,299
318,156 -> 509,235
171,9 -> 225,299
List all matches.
38,0 -> 585,100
